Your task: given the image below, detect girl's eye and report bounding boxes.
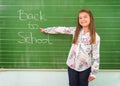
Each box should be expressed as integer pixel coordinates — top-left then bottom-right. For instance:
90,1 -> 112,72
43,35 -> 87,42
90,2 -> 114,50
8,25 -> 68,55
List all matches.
79,16 -> 87,19
84,16 -> 87,18
79,17 -> 82,19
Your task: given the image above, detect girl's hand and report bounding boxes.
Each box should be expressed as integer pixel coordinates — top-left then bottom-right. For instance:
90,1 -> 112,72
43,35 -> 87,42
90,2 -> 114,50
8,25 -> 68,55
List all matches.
88,76 -> 95,82
40,28 -> 45,32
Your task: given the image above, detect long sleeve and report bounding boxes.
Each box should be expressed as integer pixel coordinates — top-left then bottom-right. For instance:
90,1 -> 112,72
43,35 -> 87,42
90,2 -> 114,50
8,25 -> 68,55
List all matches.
43,26 -> 75,35
90,34 -> 100,78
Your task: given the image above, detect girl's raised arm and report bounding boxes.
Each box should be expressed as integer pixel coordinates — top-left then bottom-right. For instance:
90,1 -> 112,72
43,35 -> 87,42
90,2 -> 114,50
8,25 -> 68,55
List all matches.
40,26 -> 75,35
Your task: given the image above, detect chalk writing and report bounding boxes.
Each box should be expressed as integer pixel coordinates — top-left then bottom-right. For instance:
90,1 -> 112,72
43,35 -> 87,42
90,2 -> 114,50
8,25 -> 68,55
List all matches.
18,32 -> 52,44
28,22 -> 39,29
18,9 -> 43,21
17,9 -> 48,45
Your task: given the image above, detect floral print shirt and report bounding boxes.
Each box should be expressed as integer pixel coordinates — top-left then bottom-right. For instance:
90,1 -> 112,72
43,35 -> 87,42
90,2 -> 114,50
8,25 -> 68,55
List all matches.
44,26 -> 100,78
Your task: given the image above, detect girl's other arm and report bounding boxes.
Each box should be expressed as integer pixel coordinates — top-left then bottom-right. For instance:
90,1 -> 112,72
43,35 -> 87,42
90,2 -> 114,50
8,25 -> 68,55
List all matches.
40,26 -> 75,35
89,34 -> 100,81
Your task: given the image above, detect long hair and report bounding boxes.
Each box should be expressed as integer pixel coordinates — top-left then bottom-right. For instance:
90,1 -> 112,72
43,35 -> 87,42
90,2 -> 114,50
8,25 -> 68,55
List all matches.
72,9 -> 96,44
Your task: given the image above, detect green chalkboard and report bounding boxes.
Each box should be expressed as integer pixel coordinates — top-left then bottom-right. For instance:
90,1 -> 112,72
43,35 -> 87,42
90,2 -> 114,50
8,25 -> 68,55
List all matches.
0,0 -> 120,69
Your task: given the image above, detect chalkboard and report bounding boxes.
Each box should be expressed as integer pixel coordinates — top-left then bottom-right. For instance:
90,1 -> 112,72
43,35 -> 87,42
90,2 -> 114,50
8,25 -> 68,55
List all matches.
0,0 -> 120,69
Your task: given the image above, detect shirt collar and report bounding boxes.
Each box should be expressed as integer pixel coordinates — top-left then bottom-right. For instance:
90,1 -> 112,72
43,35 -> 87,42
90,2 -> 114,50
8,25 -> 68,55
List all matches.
81,28 -> 90,36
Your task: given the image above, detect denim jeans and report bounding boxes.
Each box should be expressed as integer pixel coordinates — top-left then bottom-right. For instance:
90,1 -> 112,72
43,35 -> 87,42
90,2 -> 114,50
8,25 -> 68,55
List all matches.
68,67 -> 91,86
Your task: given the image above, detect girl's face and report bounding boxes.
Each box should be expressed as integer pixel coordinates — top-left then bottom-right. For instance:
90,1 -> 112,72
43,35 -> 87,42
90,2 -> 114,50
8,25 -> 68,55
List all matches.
79,12 -> 90,28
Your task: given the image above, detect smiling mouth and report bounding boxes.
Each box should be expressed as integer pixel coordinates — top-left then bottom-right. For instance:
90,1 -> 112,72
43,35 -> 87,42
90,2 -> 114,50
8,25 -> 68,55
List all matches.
81,22 -> 87,24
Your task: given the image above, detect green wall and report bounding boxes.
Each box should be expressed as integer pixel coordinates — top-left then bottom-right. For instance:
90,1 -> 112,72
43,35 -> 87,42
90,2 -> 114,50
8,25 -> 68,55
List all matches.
0,0 -> 120,69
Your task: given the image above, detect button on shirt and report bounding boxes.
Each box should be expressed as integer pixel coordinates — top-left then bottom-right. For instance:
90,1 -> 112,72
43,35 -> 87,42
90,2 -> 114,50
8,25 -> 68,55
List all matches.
44,26 -> 100,78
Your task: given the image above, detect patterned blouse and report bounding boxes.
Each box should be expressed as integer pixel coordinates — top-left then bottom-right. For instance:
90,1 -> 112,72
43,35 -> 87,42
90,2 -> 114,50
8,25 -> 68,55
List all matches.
44,26 -> 100,78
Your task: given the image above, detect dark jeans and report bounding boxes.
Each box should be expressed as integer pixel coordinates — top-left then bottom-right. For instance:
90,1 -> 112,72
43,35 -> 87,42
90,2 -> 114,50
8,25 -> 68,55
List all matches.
68,67 -> 91,86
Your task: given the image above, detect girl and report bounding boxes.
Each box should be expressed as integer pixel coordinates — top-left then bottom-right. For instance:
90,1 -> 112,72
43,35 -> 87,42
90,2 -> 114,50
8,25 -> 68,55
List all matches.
41,9 -> 100,86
